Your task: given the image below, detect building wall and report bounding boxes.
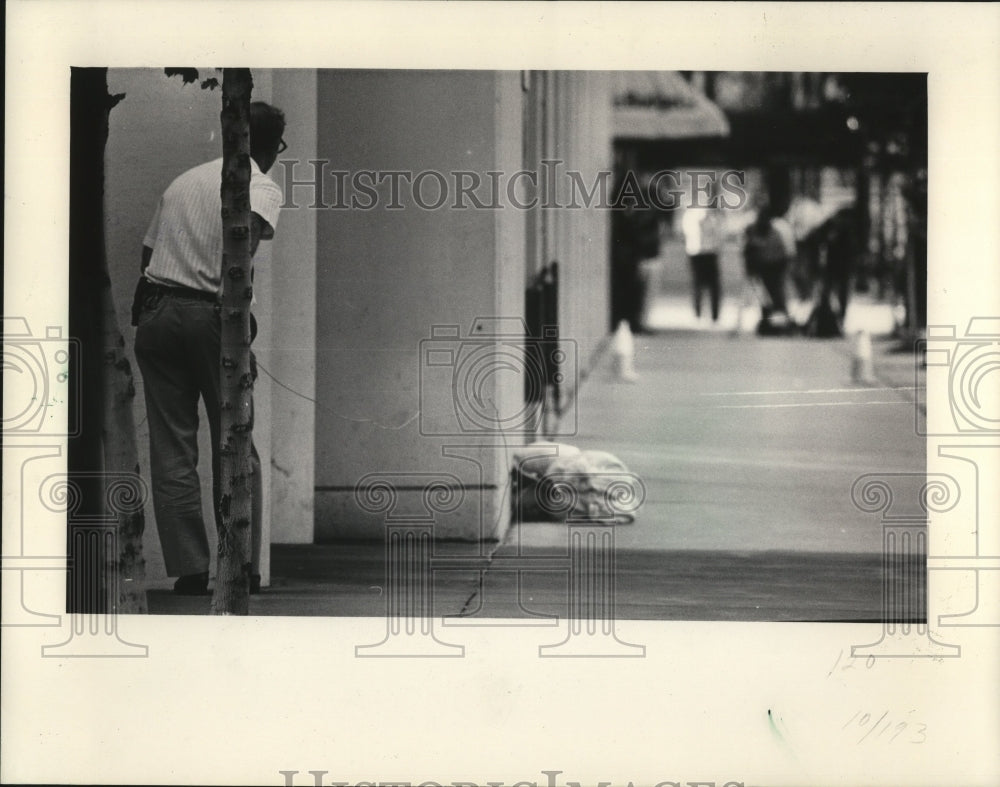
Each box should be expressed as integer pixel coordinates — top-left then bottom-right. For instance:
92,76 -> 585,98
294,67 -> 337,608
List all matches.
104,68 -> 614,558
552,71 -> 613,378
308,69 -> 613,542
313,70 -> 526,541
523,72 -> 613,399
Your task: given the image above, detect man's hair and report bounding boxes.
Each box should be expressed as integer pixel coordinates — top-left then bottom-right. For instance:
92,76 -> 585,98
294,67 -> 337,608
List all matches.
249,102 -> 286,161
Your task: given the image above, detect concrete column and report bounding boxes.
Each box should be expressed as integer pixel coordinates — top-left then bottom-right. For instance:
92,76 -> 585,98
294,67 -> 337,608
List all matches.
267,70 -> 318,545
545,72 -> 613,385
247,71 -> 274,585
491,71 -> 528,539
313,70 -> 525,541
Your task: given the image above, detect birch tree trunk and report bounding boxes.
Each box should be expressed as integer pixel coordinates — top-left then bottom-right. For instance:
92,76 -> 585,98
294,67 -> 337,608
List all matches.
101,269 -> 149,614
212,68 -> 255,615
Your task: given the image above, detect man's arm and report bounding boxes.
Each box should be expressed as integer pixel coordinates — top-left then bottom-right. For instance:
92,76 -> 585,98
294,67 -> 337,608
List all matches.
248,212 -> 275,344
141,244 -> 153,272
250,211 -> 274,259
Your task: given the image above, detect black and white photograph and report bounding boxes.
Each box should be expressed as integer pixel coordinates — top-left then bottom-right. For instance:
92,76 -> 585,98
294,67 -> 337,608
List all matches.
68,67 -> 931,623
3,3 -> 999,786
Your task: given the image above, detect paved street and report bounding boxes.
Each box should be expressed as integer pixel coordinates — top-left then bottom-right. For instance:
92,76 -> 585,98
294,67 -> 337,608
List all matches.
150,300 -> 925,621
477,308 -> 924,621
518,315 -> 923,555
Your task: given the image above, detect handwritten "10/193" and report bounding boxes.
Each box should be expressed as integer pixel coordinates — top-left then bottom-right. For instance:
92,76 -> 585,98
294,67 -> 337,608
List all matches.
843,710 -> 927,744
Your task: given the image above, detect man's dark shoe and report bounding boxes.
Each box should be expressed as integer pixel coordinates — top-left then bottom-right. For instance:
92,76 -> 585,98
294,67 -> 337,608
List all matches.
173,572 -> 210,596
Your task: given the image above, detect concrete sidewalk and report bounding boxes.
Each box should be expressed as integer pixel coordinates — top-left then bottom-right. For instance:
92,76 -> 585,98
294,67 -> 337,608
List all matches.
519,321 -> 924,552
149,323 -> 924,620
467,324 -> 924,621
148,545 -> 908,622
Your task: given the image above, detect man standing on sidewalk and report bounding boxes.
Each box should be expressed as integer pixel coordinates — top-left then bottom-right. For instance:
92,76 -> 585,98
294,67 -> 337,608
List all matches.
682,195 -> 724,323
132,102 -> 286,595
611,195 -> 661,333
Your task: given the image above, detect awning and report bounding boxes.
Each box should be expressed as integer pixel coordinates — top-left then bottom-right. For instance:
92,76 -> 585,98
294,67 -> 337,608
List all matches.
610,71 -> 730,140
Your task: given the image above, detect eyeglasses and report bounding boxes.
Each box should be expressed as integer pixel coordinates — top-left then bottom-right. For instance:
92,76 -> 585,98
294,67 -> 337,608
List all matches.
277,138 -> 288,154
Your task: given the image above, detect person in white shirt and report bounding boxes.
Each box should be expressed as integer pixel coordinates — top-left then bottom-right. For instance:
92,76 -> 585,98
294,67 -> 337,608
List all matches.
681,200 -> 724,323
133,102 -> 285,596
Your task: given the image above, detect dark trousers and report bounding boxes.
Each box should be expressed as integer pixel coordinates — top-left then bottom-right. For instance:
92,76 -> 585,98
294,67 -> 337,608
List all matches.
821,268 -> 851,322
134,294 -> 261,577
689,253 -> 721,321
611,257 -> 648,332
757,262 -> 789,316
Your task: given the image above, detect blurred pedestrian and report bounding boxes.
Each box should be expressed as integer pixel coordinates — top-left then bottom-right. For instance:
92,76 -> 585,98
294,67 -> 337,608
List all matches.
681,198 -> 724,323
611,180 -> 661,333
788,194 -> 826,300
744,205 -> 793,325
821,206 -> 856,323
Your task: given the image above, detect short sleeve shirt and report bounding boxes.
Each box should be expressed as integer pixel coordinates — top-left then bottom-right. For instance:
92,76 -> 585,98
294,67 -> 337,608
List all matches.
682,207 -> 722,255
143,157 -> 283,294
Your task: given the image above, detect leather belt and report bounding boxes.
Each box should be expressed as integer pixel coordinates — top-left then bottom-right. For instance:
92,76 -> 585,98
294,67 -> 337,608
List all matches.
149,282 -> 219,303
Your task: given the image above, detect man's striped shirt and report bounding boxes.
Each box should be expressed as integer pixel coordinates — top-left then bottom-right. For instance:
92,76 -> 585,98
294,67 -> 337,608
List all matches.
143,157 -> 283,294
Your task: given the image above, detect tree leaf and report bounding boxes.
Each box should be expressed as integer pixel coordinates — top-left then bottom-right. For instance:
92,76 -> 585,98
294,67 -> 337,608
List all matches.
201,77 -> 220,91
164,68 -> 200,84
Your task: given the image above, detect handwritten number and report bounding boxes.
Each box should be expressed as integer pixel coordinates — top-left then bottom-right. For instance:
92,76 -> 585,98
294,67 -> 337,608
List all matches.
859,712 -> 888,743
846,712 -> 926,744
828,649 -> 877,679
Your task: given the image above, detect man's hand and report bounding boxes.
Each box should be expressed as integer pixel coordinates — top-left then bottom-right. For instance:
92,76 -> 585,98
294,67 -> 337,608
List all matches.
132,245 -> 155,327
250,212 -> 273,259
